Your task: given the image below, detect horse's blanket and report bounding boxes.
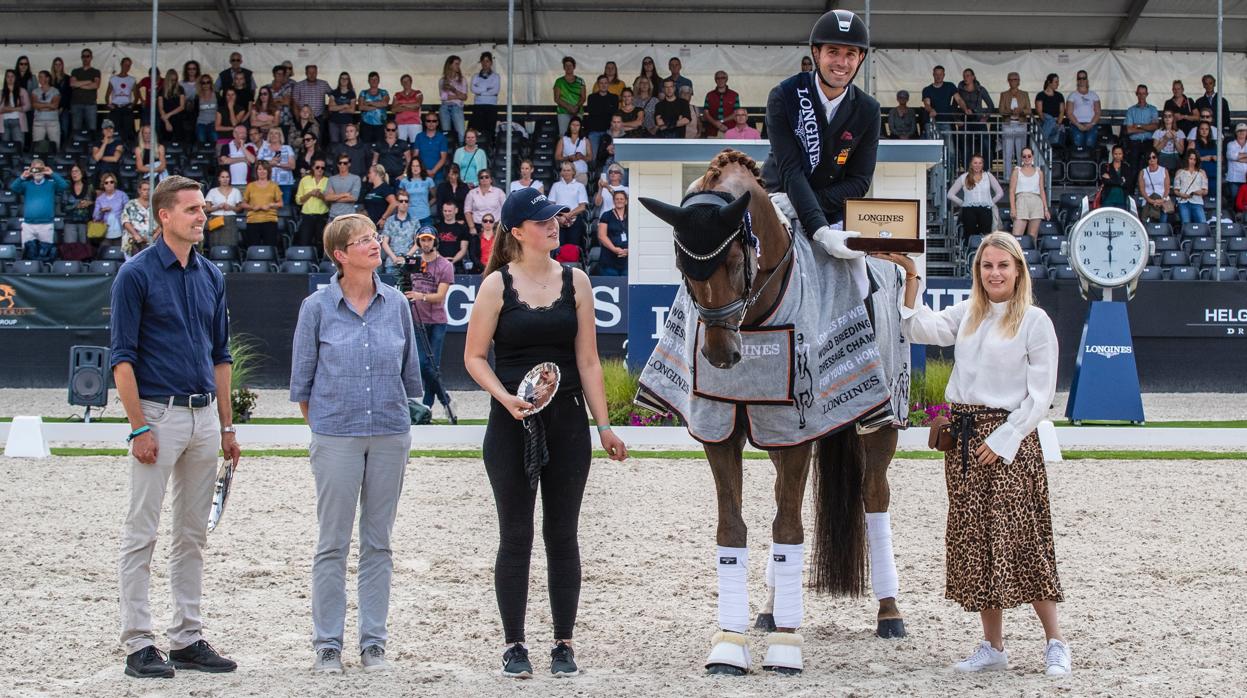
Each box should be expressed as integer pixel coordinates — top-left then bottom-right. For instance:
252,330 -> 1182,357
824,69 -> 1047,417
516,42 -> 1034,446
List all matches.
637,224 -> 892,449
866,256 -> 911,429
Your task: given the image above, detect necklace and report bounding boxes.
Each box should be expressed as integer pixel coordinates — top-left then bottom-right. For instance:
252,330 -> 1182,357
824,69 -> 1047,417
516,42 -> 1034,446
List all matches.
514,264 -> 555,290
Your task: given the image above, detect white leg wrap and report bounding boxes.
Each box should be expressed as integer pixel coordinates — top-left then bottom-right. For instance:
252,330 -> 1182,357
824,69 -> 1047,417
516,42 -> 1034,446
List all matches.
765,553 -> 776,588
770,543 -> 804,629
762,632 -> 804,671
866,512 -> 899,601
716,546 -> 749,634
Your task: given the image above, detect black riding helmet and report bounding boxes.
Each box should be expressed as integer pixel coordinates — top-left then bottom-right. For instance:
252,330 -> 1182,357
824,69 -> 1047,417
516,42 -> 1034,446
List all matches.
808,9 -> 869,84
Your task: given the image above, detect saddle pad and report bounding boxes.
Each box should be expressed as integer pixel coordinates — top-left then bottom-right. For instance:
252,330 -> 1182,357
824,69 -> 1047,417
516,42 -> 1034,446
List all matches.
693,324 -> 795,405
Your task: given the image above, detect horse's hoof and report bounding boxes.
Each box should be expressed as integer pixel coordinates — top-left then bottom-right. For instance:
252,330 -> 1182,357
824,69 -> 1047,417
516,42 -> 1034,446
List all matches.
876,618 -> 908,639
706,663 -> 748,676
754,613 -> 777,632
763,665 -> 803,676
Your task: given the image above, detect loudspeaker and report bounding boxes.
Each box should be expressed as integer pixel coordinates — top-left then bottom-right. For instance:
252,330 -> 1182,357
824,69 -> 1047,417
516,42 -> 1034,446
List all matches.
68,345 -> 111,408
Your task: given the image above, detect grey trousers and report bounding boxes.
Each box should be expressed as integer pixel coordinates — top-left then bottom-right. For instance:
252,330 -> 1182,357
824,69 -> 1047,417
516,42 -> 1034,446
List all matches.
118,399 -> 220,654
309,431 -> 411,652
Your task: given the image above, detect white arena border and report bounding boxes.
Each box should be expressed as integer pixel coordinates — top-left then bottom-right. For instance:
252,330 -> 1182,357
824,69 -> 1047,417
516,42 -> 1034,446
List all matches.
3,422 -> 1246,452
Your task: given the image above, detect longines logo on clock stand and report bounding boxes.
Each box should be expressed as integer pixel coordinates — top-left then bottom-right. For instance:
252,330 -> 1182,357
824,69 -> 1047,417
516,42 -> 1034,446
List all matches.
1061,207 -> 1153,424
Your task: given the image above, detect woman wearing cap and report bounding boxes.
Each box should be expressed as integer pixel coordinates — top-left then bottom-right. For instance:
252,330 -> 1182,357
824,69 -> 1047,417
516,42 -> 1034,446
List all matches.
290,214 -> 422,674
464,187 -> 629,679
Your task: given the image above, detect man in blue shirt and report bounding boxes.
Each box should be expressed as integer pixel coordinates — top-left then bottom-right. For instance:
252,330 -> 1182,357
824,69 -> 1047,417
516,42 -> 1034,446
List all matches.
413,111 -> 449,184
111,175 -> 241,679
1124,84 -> 1160,172
10,159 -> 68,262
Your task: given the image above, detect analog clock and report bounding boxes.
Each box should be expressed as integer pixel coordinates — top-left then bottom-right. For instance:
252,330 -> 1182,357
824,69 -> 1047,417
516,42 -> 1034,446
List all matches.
1065,208 -> 1151,298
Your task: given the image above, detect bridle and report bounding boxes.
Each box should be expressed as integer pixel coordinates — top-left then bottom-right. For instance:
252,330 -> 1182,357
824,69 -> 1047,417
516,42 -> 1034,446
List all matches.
674,193 -> 793,332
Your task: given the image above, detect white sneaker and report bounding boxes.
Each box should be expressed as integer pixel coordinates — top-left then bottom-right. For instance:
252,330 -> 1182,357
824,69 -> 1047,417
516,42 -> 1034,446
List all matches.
1044,639 -> 1072,677
312,647 -> 344,674
953,641 -> 1009,673
361,645 -> 391,673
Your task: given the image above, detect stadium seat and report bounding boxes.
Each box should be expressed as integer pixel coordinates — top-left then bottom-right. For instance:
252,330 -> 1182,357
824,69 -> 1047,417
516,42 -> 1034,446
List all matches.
88,260 -> 119,274
1152,236 -> 1179,252
1066,160 -> 1098,186
9,259 -> 45,274
1036,220 -> 1061,238
98,246 -> 125,261
242,260 -> 277,273
1168,266 -> 1198,280
1202,266 -> 1239,281
1144,221 -> 1171,238
246,245 -> 277,262
1049,160 -> 1065,184
1068,146 -> 1095,161
50,260 -> 83,274
1185,237 -> 1218,266
1160,250 -> 1189,266
1052,265 -> 1078,280
1044,251 -> 1069,266
1228,237 -> 1247,266
967,234 -> 984,251
1023,248 -> 1041,264
280,260 -> 313,274
0,189 -> 16,205
1139,266 -> 1163,280
284,246 -> 318,261
0,230 -> 18,246
1181,222 -> 1210,239
0,244 -> 17,261
1028,264 -> 1048,279
1017,235 -> 1034,250
1039,235 -> 1065,251
208,245 -> 237,261
211,260 -> 237,274
4,216 -> 21,231
1219,222 -> 1244,239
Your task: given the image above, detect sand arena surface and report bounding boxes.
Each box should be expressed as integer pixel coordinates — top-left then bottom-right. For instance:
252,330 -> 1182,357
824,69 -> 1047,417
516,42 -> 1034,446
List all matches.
1,450 -> 1244,697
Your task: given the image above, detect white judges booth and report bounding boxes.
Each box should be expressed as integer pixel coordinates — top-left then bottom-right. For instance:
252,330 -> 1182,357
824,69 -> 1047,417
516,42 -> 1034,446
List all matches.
616,138 -> 943,369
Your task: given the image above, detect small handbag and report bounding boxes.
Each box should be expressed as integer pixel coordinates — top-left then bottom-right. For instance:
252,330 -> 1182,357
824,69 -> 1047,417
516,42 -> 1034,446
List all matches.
928,415 -> 954,451
86,221 -> 108,239
207,216 -> 226,232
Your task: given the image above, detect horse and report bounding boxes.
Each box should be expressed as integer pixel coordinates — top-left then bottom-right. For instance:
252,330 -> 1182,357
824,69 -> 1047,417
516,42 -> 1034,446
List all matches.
637,150 -> 907,676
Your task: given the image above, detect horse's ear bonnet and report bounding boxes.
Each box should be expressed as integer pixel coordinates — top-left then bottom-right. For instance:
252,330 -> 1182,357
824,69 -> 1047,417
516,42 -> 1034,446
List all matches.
639,191 -> 751,281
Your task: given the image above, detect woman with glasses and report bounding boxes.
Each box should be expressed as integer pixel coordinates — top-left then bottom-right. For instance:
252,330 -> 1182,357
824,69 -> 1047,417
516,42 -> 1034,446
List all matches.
464,168 -> 504,240
290,214 -> 422,675
259,127 -> 297,207
1153,110 -> 1185,174
251,87 -> 279,135
326,156 -> 363,222
194,76 -> 218,144
397,158 -> 435,226
92,174 -> 128,250
1173,150 -> 1209,225
1138,150 -> 1172,223
295,156 -> 331,253
1008,146 -> 1049,244
476,214 -> 498,269
595,189 -> 629,276
296,131 -> 324,181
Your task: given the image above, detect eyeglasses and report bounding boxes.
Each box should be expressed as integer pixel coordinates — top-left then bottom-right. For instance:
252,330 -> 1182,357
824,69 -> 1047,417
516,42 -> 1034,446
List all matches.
478,174 -> 491,180
385,128 -> 397,132
1148,155 -> 1159,160
346,234 -> 380,247
481,218 -> 495,224
397,198 -> 410,203
200,79 -> 212,84
312,165 -> 324,170
230,58 -> 242,64
424,119 -> 438,123
338,161 -> 350,166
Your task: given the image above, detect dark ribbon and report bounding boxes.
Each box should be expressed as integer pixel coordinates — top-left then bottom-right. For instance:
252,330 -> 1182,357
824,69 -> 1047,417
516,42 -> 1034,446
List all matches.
522,415 -> 549,490
951,407 -> 1011,477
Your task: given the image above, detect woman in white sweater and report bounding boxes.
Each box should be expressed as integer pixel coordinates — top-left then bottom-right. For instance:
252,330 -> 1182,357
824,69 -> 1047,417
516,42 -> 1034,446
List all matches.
876,232 -> 1070,678
946,154 -> 1004,244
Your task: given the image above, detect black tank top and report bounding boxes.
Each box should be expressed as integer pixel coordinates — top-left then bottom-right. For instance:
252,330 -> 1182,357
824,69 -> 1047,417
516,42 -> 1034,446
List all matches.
494,264 -> 581,397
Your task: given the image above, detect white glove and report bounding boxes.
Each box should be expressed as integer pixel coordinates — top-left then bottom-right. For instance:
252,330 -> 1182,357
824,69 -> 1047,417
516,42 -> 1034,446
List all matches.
813,226 -> 866,260
769,192 -> 797,221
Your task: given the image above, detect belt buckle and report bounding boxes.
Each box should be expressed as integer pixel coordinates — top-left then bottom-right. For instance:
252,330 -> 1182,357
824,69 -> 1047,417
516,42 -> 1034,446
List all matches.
190,393 -> 211,408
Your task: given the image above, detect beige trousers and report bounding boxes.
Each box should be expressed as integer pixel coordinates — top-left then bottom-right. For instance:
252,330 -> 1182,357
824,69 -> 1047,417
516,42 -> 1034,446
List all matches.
118,398 -> 220,654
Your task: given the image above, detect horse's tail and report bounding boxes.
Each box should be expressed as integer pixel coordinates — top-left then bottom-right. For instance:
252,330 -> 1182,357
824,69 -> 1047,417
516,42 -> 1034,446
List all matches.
809,426 -> 867,596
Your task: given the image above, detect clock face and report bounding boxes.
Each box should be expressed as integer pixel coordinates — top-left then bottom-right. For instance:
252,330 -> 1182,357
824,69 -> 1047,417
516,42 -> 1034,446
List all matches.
1070,208 -> 1149,287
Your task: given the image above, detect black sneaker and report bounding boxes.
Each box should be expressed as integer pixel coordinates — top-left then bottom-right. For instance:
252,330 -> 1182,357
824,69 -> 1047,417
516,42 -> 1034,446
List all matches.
169,639 -> 237,673
501,643 -> 533,679
551,641 -> 579,678
124,645 -> 175,679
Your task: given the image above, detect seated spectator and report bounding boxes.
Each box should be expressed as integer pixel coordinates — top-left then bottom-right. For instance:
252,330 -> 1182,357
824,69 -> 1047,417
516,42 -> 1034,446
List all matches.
242,160 -> 283,248
603,61 -> 626,96
1099,144 -> 1133,209
326,154 -> 362,219
434,200 -> 470,271
946,153 -> 1001,243
357,71 -> 390,144
363,164 -> 397,225
134,124 -> 167,182
1067,70 -> 1100,150
549,160 -> 589,249
1152,110 -> 1184,173
654,78 -> 689,139
584,75 -> 618,156
372,121 -> 411,183
397,158 -> 436,226
205,168 -> 243,248
245,126 -> 266,177
414,110 -> 449,184
553,56 -> 586,138
678,85 -> 701,139
1033,73 -> 1065,147
92,173 -> 128,250
326,71 -> 356,145
722,107 -> 761,140
295,155 -> 330,252
436,162 -> 469,218
596,189 -> 629,276
469,52 -> 500,138
1165,79 -> 1197,135
1138,152 -> 1171,223
439,55 -> 468,145
392,74 -> 424,143
1235,177 -> 1247,222
595,163 -> 628,207
61,162 -> 94,251
250,86 -> 279,135
214,87 -> 250,144
555,117 -> 592,185
1123,84 -> 1159,172
702,71 -> 739,139
381,191 -> 421,273
91,119 -> 125,177
888,91 -> 918,139
120,179 -> 153,258
616,88 -> 644,136
452,128 -> 489,187
219,124 -> 253,187
10,158 -> 68,261
30,70 -> 60,153
258,127 -> 297,206
1173,150 -> 1209,225
509,159 -> 544,194
333,122 -> 370,179
464,168 -> 505,237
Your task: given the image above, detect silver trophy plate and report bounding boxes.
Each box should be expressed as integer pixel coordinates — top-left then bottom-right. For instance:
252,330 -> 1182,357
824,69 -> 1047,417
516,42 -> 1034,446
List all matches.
207,458 -> 236,533
518,362 -> 560,415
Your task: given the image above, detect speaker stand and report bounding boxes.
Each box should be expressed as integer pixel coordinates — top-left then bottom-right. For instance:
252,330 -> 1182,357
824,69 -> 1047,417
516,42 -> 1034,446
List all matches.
81,406 -> 96,424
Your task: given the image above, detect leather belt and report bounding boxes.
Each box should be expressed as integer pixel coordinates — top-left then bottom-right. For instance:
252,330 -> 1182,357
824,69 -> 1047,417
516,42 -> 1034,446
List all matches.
145,393 -> 215,408
949,407 -> 1011,477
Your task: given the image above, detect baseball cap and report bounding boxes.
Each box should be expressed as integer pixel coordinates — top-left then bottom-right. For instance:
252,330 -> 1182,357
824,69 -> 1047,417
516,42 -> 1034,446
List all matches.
501,187 -> 569,230
101,119 -> 116,130
416,225 -> 437,240
1236,123 -> 1247,133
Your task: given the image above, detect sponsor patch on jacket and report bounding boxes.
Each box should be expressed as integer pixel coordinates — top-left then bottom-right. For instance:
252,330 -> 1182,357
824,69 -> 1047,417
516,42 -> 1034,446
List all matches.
835,147 -> 851,165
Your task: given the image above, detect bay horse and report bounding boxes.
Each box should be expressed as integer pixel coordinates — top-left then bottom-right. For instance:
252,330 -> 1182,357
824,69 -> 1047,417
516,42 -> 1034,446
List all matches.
638,150 -> 906,676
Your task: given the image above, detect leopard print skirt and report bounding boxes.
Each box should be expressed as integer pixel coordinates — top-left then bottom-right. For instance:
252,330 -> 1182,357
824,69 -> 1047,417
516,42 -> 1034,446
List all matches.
943,403 -> 1063,612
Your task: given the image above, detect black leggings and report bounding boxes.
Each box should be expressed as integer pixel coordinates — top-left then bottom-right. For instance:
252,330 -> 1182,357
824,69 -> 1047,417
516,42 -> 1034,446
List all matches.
482,391 -> 591,644
960,206 -> 993,241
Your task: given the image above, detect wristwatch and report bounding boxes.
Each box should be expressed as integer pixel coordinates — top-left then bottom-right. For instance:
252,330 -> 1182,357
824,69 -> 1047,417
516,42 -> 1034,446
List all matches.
221,426 -> 237,434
